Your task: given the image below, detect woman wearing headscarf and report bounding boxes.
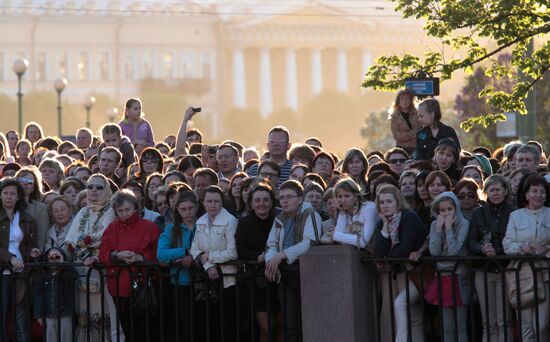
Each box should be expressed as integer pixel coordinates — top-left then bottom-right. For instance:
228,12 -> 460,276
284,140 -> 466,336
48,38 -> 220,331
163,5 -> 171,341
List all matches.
62,174 -> 120,342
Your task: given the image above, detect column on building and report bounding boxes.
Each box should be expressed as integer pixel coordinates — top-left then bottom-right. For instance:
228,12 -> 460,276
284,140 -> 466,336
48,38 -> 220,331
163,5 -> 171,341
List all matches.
362,49 -> 372,74
259,48 -> 273,118
232,48 -> 246,108
285,49 -> 298,111
311,48 -> 323,96
336,49 -> 348,92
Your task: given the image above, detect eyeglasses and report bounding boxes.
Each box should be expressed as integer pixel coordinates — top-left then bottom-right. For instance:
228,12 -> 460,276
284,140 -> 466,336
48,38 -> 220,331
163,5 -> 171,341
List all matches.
279,195 -> 298,201
389,158 -> 407,164
142,157 -> 159,163
87,184 -> 105,191
17,178 -> 34,185
457,192 -> 477,200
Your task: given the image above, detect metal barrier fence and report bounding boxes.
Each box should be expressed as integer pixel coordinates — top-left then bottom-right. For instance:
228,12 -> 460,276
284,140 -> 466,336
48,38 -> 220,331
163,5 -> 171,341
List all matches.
0,260 -> 293,342
362,255 -> 550,342
1,255 -> 549,342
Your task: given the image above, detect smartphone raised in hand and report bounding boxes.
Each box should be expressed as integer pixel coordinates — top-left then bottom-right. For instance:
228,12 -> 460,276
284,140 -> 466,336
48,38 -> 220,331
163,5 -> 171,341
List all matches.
192,107 -> 202,113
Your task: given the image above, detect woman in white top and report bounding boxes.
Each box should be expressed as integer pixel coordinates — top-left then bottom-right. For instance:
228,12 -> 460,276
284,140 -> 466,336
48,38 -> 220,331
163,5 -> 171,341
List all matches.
328,178 -> 378,248
190,185 -> 238,342
503,174 -> 550,342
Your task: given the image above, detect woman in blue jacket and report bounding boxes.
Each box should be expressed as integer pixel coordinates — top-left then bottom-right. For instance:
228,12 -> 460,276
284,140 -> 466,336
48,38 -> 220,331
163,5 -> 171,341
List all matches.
157,190 -> 198,341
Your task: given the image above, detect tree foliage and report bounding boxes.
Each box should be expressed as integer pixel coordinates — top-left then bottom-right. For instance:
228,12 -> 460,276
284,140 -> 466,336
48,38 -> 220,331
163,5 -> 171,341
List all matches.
362,0 -> 549,131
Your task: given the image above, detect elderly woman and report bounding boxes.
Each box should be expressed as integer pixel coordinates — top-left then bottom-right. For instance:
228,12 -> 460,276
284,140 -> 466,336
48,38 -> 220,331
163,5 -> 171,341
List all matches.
503,174 -> 550,342
469,175 -> 514,342
374,184 -> 426,342
190,185 -> 238,342
327,178 -> 378,248
0,178 -> 41,342
35,196 -> 77,342
99,189 -> 160,342
15,167 -> 51,251
62,173 -> 119,342
428,191 -> 470,342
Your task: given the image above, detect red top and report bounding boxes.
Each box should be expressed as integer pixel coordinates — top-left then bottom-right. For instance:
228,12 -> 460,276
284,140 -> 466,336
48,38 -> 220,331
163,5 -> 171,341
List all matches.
99,213 -> 159,297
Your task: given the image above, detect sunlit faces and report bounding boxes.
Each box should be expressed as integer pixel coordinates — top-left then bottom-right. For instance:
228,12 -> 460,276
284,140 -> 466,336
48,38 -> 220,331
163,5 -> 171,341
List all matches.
399,94 -> 412,112
417,106 -> 435,128
251,190 -> 273,218
141,154 -> 160,174
51,199 -> 72,226
16,141 -> 31,158
17,174 -> 35,197
259,165 -> 279,188
455,187 -> 478,210
434,147 -> 454,171
312,157 -> 333,179
325,196 -> 339,218
231,177 -> 244,199
400,175 -> 416,197
515,152 -> 538,173
278,188 -> 302,214
0,185 -> 19,209
40,166 -> 60,189
486,182 -> 507,205
116,201 -> 138,221
203,191 -> 223,217
267,131 -> 290,158
194,175 -> 213,201
75,169 -> 91,185
387,152 -> 407,175
218,179 -> 230,193
103,133 -> 121,148
147,177 -> 162,201
177,200 -> 198,224
76,130 -> 92,149
26,126 -> 41,143
164,174 -> 183,186
437,199 -> 456,219
183,167 -> 197,187
126,102 -> 142,121
304,190 -> 323,212
43,192 -> 59,206
62,185 -> 79,206
290,167 -> 307,182
99,152 -> 118,176
378,193 -> 399,217
187,133 -> 201,144
427,176 -> 448,200
216,147 -> 239,174
462,168 -> 483,187
336,188 -> 356,212
86,179 -> 105,203
525,184 -> 546,210
346,156 -> 365,178
6,131 -> 18,150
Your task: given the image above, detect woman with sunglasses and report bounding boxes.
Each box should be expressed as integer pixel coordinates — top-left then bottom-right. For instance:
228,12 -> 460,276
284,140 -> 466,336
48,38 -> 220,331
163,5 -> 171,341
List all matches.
134,147 -> 164,185
62,174 -> 121,342
453,178 -> 482,221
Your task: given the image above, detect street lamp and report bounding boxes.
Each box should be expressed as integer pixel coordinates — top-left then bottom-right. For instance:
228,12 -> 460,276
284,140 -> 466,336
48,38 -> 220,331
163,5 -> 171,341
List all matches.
12,59 -> 28,134
106,107 -> 119,123
83,96 -> 96,129
53,78 -> 67,138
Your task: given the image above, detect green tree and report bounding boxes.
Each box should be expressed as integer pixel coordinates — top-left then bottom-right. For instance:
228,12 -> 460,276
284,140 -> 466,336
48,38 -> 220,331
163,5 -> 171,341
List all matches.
362,0 -> 549,130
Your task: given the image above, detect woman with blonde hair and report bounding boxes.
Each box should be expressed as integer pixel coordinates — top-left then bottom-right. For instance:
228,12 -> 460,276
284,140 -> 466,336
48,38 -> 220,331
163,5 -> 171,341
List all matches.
389,88 -> 420,155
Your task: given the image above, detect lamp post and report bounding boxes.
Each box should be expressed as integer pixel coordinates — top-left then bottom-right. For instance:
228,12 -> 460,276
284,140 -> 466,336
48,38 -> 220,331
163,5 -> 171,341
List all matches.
53,78 -> 67,138
12,59 -> 28,134
84,96 -> 96,129
106,107 -> 118,123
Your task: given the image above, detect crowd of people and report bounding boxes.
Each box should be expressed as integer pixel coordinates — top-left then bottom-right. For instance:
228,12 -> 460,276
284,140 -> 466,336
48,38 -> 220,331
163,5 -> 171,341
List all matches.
0,90 -> 549,342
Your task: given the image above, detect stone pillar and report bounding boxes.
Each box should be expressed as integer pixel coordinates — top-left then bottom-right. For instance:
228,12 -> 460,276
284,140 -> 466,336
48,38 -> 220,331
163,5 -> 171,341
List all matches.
362,49 -> 372,74
337,49 -> 348,92
311,49 -> 323,95
232,48 -> 246,108
300,245 -> 375,342
259,48 -> 273,118
285,49 -> 298,111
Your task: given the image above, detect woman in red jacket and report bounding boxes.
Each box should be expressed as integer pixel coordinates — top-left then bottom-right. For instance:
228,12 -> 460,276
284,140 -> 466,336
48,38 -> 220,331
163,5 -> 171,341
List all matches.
99,189 -> 159,342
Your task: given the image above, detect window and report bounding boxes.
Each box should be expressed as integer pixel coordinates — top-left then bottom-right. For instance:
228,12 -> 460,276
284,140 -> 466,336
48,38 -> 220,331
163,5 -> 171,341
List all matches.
182,51 -> 195,79
77,52 -> 89,80
124,53 -> 135,80
162,52 -> 174,79
58,52 -> 69,78
143,52 -> 153,78
98,52 -> 110,80
35,51 -> 47,81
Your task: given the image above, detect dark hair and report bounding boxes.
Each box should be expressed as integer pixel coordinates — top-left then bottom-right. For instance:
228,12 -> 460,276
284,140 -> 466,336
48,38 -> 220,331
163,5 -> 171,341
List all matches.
452,178 -> 480,202
248,182 -> 276,216
279,180 -> 304,197
258,160 -> 281,177
138,148 -> 164,179
302,173 -> 327,190
372,174 -> 399,197
268,126 -> 290,142
67,148 -> 85,161
288,144 -> 316,167
0,178 -> 27,213
193,167 -> 218,185
59,179 -> 84,196
101,123 -> 122,138
391,88 -> 416,114
226,172 -> 248,214
177,155 -> 202,174
162,170 -> 186,185
100,146 -> 123,165
204,185 -> 224,202
171,190 -> 198,248
124,98 -> 142,119
111,189 -> 140,214
471,146 -> 492,158
312,151 -> 335,170
461,165 -> 484,183
425,170 -> 452,198
188,143 -> 203,155
342,148 -> 369,185
144,172 -> 163,210
518,174 -> 549,209
186,128 -> 203,143
384,147 -> 409,162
